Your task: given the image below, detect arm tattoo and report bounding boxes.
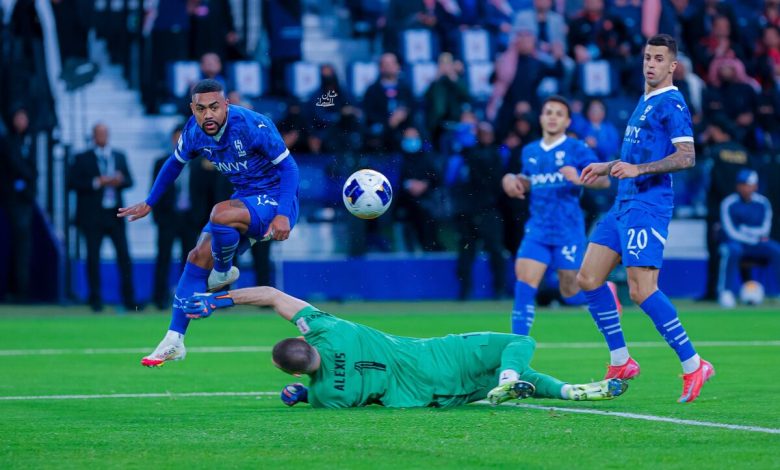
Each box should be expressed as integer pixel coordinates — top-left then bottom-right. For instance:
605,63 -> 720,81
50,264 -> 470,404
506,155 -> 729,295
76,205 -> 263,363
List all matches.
637,141 -> 695,175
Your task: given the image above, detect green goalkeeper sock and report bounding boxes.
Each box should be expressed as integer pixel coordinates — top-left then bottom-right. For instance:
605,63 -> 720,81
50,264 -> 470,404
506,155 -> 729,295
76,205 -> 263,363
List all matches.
518,369 -> 567,399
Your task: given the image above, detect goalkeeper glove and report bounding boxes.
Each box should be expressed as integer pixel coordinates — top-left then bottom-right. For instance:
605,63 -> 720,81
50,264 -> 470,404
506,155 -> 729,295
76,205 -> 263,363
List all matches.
184,291 -> 234,319
280,383 -> 308,406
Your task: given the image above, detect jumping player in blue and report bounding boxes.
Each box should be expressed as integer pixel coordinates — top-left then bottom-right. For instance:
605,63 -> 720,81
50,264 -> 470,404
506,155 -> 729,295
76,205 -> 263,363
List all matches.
501,96 -> 613,335
578,35 -> 714,403
118,79 -> 299,367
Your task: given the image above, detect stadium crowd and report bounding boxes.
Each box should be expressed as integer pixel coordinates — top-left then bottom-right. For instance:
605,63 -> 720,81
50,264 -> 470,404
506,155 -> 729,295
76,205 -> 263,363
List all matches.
0,0 -> 779,306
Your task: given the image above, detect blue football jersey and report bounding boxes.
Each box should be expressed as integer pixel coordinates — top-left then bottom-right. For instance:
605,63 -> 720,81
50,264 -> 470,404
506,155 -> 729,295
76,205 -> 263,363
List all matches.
618,86 -> 693,214
520,136 -> 598,245
175,104 -> 291,199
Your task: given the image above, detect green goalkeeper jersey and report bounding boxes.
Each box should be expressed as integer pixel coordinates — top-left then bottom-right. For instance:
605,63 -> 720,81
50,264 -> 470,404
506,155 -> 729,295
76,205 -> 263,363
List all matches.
290,306 -> 500,409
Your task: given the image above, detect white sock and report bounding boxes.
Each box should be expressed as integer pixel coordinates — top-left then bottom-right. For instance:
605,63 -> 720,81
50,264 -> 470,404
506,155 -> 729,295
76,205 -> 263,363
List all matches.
560,384 -> 573,399
164,330 -> 184,344
609,347 -> 630,366
498,369 -> 519,385
681,354 -> 701,374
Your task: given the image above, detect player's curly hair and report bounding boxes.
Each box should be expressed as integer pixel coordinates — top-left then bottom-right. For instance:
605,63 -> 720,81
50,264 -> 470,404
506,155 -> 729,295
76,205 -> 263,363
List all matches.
272,338 -> 317,374
190,79 -> 224,98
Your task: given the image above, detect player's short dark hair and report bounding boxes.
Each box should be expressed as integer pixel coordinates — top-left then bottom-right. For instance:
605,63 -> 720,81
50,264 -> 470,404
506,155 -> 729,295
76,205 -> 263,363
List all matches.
272,338 -> 317,373
541,95 -> 572,118
646,34 -> 678,58
191,79 -> 224,98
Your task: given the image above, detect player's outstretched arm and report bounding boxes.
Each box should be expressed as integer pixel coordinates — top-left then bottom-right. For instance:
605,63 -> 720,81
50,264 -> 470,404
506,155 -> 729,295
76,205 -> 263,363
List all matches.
580,160 -> 618,185
612,141 -> 695,178
184,287 -> 312,321
119,155 -> 186,221
559,166 -> 610,189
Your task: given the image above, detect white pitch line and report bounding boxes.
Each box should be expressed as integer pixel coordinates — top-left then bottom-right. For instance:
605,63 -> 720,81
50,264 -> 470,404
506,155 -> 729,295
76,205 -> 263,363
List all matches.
1,390 -> 777,436
477,401 -> 780,435
0,341 -> 778,357
0,391 -> 278,401
0,346 -> 271,356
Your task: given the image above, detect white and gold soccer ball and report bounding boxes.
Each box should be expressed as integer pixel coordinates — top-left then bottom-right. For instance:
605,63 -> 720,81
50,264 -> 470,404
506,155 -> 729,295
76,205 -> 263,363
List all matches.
739,280 -> 765,306
342,169 -> 393,219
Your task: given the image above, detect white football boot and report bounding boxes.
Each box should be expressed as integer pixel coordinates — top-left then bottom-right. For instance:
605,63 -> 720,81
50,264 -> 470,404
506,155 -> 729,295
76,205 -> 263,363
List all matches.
141,331 -> 187,367
207,266 -> 240,292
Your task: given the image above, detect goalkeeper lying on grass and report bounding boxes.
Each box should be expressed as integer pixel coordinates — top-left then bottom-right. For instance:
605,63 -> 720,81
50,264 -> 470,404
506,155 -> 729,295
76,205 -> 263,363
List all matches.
183,287 -> 628,408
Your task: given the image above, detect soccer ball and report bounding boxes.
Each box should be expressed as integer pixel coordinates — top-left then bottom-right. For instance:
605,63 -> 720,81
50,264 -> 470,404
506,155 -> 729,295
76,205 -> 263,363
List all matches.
739,281 -> 765,306
342,169 -> 393,219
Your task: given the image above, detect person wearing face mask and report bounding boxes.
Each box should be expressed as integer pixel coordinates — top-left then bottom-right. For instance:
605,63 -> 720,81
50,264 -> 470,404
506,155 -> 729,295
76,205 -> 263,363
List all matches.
397,127 -> 444,252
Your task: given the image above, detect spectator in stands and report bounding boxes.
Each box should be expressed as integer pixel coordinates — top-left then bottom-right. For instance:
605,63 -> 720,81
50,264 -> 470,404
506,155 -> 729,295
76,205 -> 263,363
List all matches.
692,14 -> 746,74
3,108 -> 36,302
278,103 -> 310,154
151,126 -> 202,310
363,53 -> 413,153
673,54 -> 706,125
567,0 -> 631,64
497,130 -> 529,256
397,126 -> 444,252
753,26 -> 780,88
718,170 -> 780,308
308,64 -> 350,155
513,0 -> 568,61
702,117 -> 752,300
753,67 -> 780,152
424,52 -> 471,149
189,0 -> 240,60
704,57 -> 758,143
199,52 -> 227,89
262,0 -> 303,96
142,0 -> 190,113
69,123 -> 137,312
487,29 -> 564,123
684,0 -> 738,58
578,99 -> 618,162
447,119 -> 506,299
760,0 -> 780,29
382,0 -> 426,54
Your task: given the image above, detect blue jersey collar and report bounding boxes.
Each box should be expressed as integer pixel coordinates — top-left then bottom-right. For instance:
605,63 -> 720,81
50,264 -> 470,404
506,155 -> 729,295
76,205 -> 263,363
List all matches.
644,85 -> 677,101
539,134 -> 567,152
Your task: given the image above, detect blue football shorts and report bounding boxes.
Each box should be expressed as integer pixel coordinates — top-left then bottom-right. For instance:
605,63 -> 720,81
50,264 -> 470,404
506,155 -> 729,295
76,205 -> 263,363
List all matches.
516,237 -> 585,271
203,194 -> 299,254
589,206 -> 670,268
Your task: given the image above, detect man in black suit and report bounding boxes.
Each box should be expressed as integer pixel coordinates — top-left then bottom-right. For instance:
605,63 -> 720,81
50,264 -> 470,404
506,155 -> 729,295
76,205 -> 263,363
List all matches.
3,108 -> 37,302
69,123 -> 137,311
151,126 -> 210,310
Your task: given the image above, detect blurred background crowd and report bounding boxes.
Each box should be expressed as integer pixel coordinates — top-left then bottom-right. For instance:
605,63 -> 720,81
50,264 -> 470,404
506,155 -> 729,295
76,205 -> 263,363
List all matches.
0,0 -> 778,307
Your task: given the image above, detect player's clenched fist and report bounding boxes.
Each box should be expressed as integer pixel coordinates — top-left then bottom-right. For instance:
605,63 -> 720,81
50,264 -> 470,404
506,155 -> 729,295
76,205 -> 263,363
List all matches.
281,383 -> 308,406
501,173 -> 528,199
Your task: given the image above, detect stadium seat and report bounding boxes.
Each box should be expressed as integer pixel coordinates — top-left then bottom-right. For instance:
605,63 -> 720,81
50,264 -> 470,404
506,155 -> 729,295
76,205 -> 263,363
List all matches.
578,60 -> 617,97
458,29 -> 492,63
401,29 -> 437,64
168,61 -> 201,98
348,61 -> 379,100
407,62 -> 438,98
228,61 -> 266,98
286,62 -> 321,101
465,62 -> 494,101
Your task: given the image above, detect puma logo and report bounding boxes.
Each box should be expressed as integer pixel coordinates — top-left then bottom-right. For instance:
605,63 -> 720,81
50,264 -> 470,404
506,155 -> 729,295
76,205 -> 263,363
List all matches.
258,123 -> 267,129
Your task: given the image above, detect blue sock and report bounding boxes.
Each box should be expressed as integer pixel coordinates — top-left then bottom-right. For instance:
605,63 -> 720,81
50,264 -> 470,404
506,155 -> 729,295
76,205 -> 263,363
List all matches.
640,290 -> 697,362
584,284 -> 626,352
210,223 -> 240,273
511,281 -> 537,335
562,291 -> 587,305
169,262 -> 210,334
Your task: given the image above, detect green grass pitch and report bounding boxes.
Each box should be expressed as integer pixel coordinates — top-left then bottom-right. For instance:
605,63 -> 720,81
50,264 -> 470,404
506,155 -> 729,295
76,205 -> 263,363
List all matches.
1,301 -> 779,469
